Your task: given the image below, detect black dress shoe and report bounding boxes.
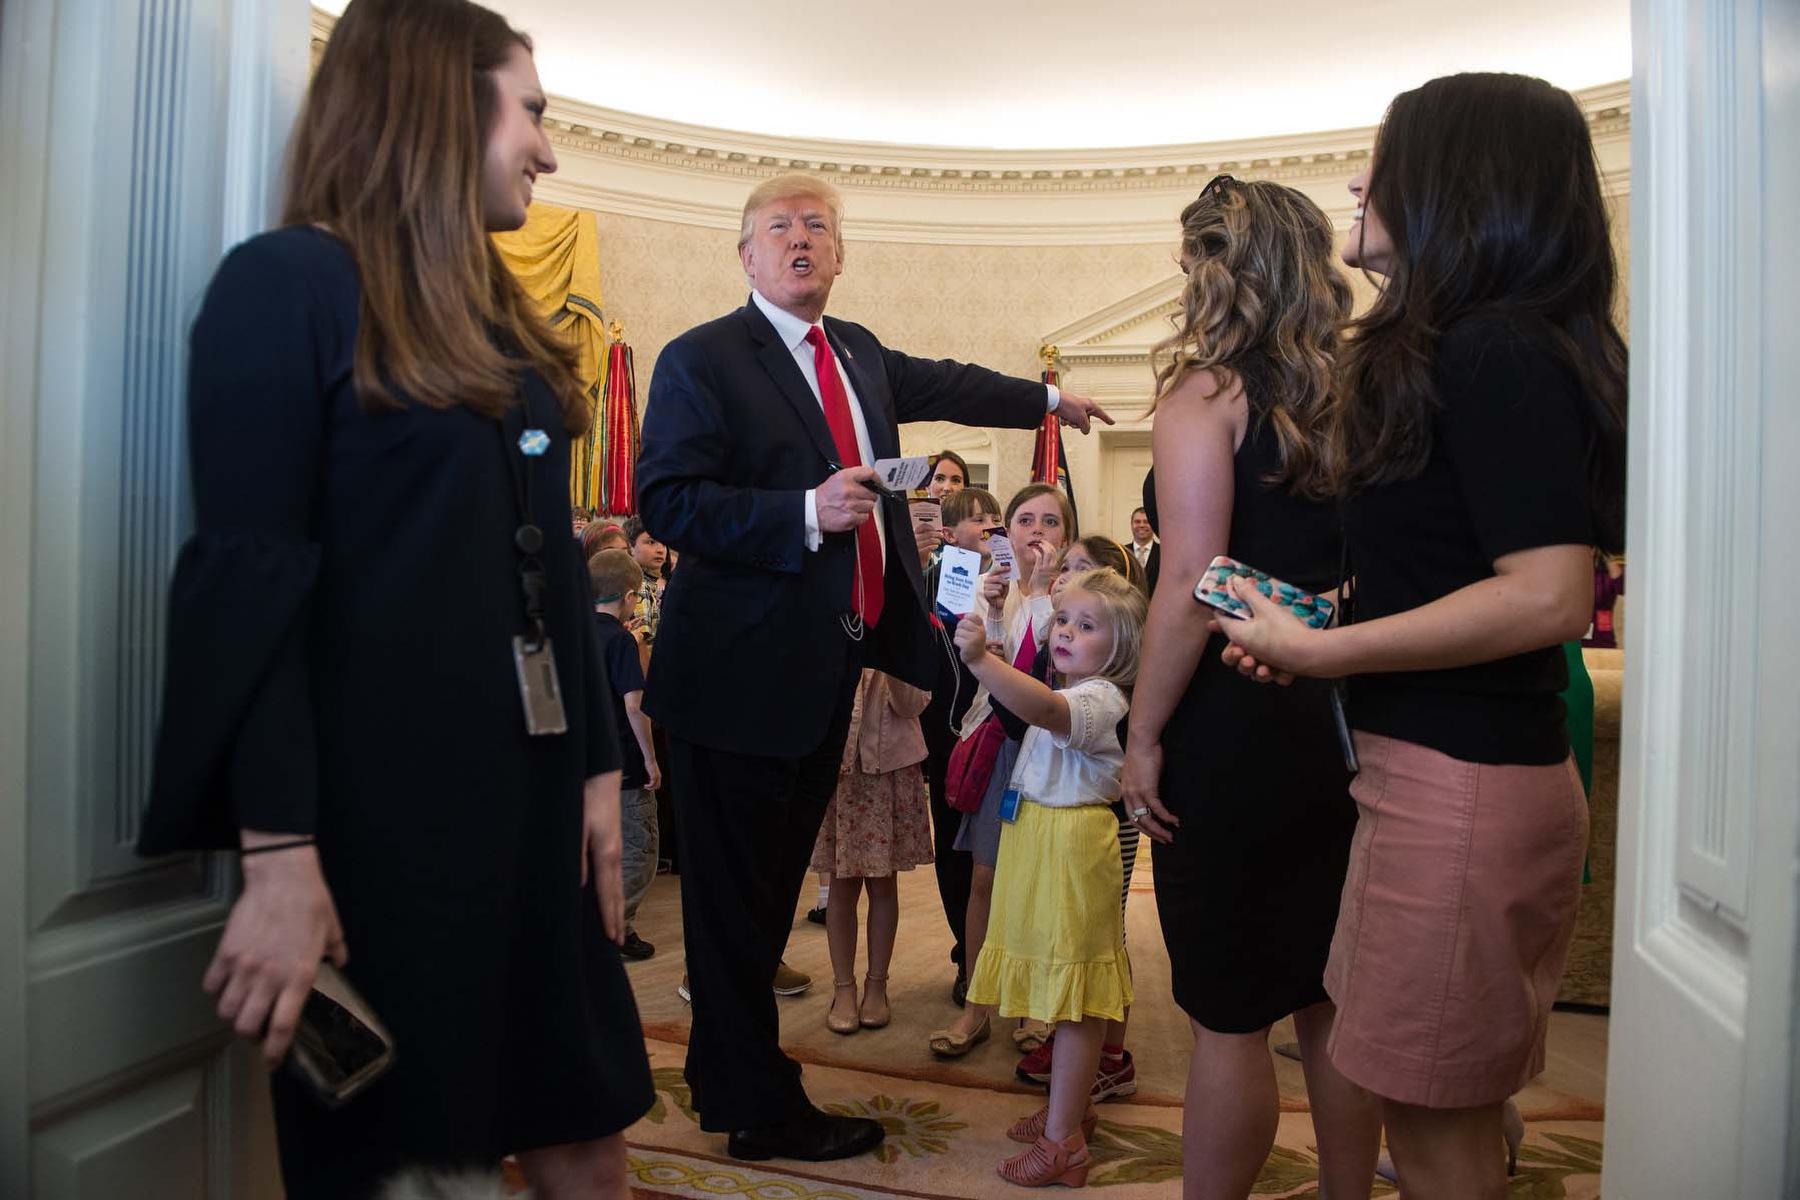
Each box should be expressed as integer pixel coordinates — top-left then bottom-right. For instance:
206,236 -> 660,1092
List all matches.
951,970 -> 968,1007
727,1106 -> 885,1162
805,906 -> 827,925
620,932 -> 655,961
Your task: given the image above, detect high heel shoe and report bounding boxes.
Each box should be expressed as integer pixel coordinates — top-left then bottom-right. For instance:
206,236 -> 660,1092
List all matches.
998,1131 -> 1091,1188
1006,1105 -> 1098,1144
859,972 -> 891,1029
1503,1099 -> 1525,1175
826,981 -> 861,1035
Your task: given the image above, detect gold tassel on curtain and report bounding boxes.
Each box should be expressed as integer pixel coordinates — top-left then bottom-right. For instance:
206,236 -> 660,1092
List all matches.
491,203 -> 610,509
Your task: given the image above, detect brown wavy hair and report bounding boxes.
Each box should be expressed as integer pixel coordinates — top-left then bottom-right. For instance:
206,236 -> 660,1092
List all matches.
1330,73 -> 1627,550
1149,179 -> 1351,494
283,0 -> 585,432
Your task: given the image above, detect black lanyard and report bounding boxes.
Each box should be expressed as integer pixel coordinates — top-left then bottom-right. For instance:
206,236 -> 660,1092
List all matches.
498,394 -> 549,651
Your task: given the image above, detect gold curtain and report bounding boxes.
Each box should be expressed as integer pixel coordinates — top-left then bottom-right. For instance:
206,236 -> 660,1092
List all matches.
492,203 -> 608,505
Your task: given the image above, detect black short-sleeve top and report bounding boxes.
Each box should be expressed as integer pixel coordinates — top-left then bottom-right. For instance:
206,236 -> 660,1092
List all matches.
594,611 -> 649,789
1342,316 -> 1595,765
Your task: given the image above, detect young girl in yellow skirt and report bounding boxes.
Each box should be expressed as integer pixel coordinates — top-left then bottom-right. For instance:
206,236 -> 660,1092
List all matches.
953,567 -> 1148,1188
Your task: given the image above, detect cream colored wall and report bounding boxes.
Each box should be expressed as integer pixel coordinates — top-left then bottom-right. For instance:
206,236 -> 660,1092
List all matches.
588,210 -> 1181,503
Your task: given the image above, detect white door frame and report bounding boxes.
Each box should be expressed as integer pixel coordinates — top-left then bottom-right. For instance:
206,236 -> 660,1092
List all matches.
1604,0 -> 1799,1195
0,1 -> 308,1195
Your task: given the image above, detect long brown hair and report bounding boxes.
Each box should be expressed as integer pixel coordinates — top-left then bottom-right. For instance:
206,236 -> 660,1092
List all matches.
284,0 -> 585,432
1149,178 -> 1351,494
1330,73 -> 1628,550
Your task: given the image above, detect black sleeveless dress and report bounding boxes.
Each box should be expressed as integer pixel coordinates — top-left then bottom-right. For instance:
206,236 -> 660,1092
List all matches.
1143,360 -> 1357,1034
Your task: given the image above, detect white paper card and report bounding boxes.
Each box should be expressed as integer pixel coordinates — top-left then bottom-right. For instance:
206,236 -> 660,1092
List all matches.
872,455 -> 933,493
935,546 -> 982,616
985,532 -> 1015,576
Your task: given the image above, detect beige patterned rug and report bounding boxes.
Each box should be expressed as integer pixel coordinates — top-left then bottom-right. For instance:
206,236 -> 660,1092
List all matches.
539,865 -> 1610,1199
599,1037 -> 1602,1199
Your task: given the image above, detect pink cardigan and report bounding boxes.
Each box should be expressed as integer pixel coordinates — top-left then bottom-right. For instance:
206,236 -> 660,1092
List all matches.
841,669 -> 930,775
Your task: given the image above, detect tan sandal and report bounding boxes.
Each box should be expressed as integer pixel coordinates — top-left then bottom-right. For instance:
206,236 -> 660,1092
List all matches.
1007,1105 -> 1098,1144
827,981 -> 861,1036
1013,1017 -> 1051,1053
928,1014 -> 990,1058
997,1131 -> 1091,1187
859,972 -> 891,1029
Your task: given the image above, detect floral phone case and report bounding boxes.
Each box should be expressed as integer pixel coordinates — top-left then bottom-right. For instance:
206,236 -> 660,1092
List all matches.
1193,556 -> 1336,629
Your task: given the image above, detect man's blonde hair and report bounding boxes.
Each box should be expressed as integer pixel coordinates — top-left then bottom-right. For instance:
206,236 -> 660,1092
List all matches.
739,174 -> 844,251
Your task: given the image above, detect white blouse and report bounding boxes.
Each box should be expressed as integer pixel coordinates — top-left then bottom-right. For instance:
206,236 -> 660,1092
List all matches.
1007,677 -> 1129,809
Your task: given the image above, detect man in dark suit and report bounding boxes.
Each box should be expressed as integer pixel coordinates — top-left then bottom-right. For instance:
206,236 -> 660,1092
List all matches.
1131,504 -> 1161,594
637,175 -> 1109,1163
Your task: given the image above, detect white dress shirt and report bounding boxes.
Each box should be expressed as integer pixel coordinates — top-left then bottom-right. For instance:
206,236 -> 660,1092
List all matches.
749,289 -> 1062,555
1133,539 -> 1156,569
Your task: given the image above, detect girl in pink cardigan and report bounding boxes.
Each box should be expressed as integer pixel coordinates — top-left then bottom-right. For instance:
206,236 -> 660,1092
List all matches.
812,669 -> 936,1034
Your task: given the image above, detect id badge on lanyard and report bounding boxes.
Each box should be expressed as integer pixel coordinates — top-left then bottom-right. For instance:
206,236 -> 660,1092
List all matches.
513,633 -> 567,736
503,412 -> 568,735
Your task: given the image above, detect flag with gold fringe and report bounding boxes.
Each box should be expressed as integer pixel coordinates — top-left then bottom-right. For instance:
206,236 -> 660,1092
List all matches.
594,328 -> 641,514
1032,345 -> 1078,525
490,203 -> 640,512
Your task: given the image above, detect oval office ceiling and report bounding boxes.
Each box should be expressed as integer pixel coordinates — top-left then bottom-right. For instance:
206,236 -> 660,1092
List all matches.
315,1 -> 1631,150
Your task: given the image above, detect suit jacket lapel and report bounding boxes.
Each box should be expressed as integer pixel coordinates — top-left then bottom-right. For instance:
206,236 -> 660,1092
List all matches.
741,301 -> 839,466
826,322 -> 898,462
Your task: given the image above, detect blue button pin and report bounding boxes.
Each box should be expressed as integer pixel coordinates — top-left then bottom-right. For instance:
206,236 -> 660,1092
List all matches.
518,428 -> 550,457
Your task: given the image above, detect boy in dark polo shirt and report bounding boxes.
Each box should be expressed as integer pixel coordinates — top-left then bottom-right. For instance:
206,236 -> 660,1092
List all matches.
589,549 -> 661,960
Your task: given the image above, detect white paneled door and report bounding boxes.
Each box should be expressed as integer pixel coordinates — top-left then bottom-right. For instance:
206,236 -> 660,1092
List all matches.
1100,434 -> 1153,549
1604,0 -> 1800,1195
0,0 -> 308,1195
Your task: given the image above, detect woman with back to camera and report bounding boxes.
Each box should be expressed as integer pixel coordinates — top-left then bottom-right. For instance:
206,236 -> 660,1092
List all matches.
1119,176 -> 1381,1200
136,1 -> 653,1196
1212,73 -> 1627,1197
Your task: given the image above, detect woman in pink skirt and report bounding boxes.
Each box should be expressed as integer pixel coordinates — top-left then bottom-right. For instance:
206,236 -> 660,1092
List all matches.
1213,72 -> 1627,1199
813,669 -> 935,1034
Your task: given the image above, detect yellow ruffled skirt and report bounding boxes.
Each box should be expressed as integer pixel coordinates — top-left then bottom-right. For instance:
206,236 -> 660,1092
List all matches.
966,800 -> 1133,1024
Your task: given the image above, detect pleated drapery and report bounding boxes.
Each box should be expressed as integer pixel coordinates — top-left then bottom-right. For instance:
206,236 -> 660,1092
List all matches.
493,204 -> 639,513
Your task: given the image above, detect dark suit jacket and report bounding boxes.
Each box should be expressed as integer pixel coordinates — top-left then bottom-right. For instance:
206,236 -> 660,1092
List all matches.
636,298 -> 1048,757
1142,541 -> 1161,595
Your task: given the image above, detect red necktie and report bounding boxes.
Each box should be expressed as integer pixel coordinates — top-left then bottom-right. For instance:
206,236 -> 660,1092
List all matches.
807,327 -> 885,628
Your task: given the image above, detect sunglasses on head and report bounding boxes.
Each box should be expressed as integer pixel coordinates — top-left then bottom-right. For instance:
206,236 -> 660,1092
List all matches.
1200,172 -> 1236,200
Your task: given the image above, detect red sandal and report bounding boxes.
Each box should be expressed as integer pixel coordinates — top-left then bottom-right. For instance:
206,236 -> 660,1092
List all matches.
997,1131 -> 1091,1188
1006,1105 -> 1098,1144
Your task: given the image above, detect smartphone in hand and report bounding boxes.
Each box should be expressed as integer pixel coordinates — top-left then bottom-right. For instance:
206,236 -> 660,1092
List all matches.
1193,555 -> 1335,629
286,961 -> 396,1109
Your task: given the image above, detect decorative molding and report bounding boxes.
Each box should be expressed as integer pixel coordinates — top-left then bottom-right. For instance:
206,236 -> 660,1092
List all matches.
529,177 -> 1186,246
529,84 -> 1628,197
1042,276 -> 1185,351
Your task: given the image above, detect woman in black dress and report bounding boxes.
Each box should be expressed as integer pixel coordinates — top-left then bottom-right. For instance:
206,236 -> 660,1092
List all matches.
1121,178 -> 1380,1200
136,2 -> 653,1195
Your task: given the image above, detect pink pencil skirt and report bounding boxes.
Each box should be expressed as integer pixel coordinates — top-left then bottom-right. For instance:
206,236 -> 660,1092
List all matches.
1324,731 -> 1588,1109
